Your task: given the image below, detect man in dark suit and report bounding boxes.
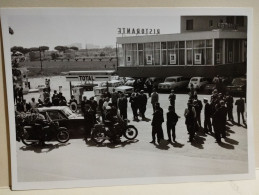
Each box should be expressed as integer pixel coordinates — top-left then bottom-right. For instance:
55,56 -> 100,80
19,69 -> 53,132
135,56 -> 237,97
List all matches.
213,100 -> 227,143
168,89 -> 176,111
138,90 -> 148,120
150,104 -> 164,144
166,105 -> 179,143
203,98 -> 212,134
117,93 -> 128,120
235,96 -> 246,125
225,92 -> 234,121
84,104 -> 96,139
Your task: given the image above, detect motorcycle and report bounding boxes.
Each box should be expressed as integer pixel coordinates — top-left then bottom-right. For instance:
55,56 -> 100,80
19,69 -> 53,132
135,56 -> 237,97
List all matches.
91,115 -> 138,144
21,112 -> 70,146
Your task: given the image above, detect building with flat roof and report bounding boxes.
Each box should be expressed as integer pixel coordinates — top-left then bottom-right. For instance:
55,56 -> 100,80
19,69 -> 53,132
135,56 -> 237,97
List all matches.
116,16 -> 247,78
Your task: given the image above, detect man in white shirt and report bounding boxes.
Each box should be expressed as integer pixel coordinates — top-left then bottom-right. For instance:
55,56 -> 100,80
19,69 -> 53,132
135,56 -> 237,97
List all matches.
30,97 -> 37,110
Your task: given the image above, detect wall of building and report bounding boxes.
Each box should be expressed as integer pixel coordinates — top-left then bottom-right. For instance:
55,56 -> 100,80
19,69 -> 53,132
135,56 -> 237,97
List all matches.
180,16 -> 247,33
117,63 -> 246,78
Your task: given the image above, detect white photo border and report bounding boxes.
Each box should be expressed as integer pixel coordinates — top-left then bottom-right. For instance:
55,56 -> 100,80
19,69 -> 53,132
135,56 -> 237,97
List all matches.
0,7 -> 255,190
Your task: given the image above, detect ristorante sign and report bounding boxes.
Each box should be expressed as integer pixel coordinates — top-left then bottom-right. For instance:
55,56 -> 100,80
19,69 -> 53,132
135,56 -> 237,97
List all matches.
117,28 -> 160,35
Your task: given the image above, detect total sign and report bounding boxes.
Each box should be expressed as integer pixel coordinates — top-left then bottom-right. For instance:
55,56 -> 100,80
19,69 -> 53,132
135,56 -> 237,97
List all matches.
66,75 -> 111,82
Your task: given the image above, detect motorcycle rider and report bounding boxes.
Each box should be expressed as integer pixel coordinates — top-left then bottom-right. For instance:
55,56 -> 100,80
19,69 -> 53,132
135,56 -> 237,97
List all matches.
28,109 -> 47,146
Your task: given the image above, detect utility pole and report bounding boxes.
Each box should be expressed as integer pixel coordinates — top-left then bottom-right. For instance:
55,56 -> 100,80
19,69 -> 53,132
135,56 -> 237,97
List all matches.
39,48 -> 43,71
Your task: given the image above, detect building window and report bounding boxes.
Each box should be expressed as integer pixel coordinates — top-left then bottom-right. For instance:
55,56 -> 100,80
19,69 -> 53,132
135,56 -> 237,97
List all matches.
144,43 -> 153,65
226,16 -> 234,24
154,42 -> 160,65
167,41 -> 178,65
186,20 -> 193,30
209,20 -> 213,27
138,43 -> 144,65
236,16 -> 245,27
215,39 -> 223,64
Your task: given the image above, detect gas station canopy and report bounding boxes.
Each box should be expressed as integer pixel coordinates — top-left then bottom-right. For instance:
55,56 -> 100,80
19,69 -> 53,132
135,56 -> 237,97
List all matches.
66,70 -> 116,82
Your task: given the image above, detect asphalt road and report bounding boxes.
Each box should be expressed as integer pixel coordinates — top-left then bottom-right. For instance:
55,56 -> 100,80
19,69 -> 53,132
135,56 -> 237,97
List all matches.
16,85 -> 248,183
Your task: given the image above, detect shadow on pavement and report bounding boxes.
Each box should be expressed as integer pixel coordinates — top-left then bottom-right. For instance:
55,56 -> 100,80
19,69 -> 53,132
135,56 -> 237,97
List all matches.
107,139 -> 139,149
224,137 -> 239,145
20,142 -> 71,153
84,138 -> 139,149
155,140 -> 170,150
218,141 -> 235,149
191,134 -> 206,149
196,129 -> 207,137
170,141 -> 184,148
226,129 -> 235,134
142,117 -> 151,122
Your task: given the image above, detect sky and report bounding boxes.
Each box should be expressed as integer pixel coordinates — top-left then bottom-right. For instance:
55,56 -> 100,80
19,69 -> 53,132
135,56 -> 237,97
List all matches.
6,9 -> 181,50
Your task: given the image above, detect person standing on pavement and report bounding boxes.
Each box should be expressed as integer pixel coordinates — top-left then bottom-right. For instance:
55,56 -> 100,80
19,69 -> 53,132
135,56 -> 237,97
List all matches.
184,101 -> 196,142
52,90 -> 60,106
235,96 -> 246,125
129,92 -> 139,121
18,86 -> 24,101
84,104 -> 96,140
168,89 -> 176,111
90,97 -> 98,116
212,101 -> 227,143
111,88 -> 119,108
150,103 -> 164,144
225,92 -> 234,121
151,88 -> 159,113
166,105 -> 180,143
29,97 -> 37,110
117,93 -> 128,120
138,90 -> 148,120
203,98 -> 212,134
193,95 -> 203,128
145,78 -> 153,97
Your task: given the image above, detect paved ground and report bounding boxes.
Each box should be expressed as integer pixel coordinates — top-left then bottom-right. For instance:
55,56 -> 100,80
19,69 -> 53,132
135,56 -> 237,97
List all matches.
16,76 -> 248,182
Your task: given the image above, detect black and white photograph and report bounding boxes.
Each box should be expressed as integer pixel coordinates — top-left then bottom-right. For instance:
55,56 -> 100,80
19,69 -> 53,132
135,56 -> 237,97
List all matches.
0,8 -> 254,190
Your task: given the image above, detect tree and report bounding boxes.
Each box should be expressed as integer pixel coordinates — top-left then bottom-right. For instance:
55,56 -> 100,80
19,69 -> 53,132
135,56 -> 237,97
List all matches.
100,52 -> 105,57
20,48 -> 30,55
39,46 -> 49,59
11,46 -> 24,55
54,46 -> 68,54
51,52 -> 59,60
70,46 -> 79,51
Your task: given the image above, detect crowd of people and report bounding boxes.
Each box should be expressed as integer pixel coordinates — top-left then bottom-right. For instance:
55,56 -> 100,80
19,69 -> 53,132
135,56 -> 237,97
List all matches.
14,76 -> 246,146
150,88 -> 246,145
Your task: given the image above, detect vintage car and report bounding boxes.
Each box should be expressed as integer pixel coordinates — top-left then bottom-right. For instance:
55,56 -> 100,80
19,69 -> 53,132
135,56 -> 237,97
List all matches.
226,77 -> 246,97
149,77 -> 165,90
38,106 -> 85,138
204,77 -> 232,94
124,79 -> 135,87
158,76 -> 189,92
100,80 -> 124,93
115,85 -> 134,97
188,77 -> 208,90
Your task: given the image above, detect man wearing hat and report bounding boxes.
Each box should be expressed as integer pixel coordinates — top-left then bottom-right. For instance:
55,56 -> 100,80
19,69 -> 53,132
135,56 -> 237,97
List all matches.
203,98 -> 212,134
168,89 -> 176,111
